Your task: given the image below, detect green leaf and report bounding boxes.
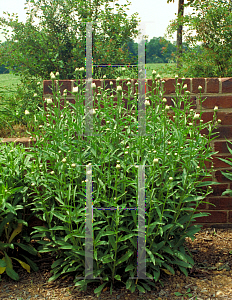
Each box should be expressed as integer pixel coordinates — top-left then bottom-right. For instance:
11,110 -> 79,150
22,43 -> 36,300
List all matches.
94,282 -> 108,296
115,249 -> 134,266
20,254 -> 39,272
125,264 -> 134,272
15,243 -> 37,255
126,278 -> 132,289
175,292 -> 183,296
114,274 -> 121,281
6,267 -> 19,281
146,248 -> 156,266
141,282 -> 151,291
136,284 -> 146,293
0,259 -> 6,268
51,258 -> 64,269
47,272 -> 62,282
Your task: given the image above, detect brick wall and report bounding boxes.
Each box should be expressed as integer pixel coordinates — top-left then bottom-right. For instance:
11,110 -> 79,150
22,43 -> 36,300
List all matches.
2,77 -> 232,227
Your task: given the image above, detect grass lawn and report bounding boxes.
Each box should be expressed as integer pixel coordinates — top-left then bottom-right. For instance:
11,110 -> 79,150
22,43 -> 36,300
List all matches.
0,63 -> 178,90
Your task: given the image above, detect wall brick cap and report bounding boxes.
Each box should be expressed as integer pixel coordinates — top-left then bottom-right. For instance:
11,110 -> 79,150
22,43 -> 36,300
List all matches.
222,78 -> 232,93
206,78 -> 219,93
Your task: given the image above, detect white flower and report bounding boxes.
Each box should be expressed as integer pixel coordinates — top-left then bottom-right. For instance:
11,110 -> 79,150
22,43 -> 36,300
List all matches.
175,74 -> 178,79
185,90 -> 190,94
37,82 -> 41,85
193,113 -> 200,120
122,67 -> 126,71
214,106 -> 218,111
177,82 -> 181,86
110,81 -> 113,86
46,98 -> 53,105
156,74 -> 161,80
79,67 -> 85,72
169,177 -> 173,181
116,77 -> 121,82
198,85 -> 203,90
153,158 -> 159,164
39,164 -> 43,168
50,72 -> 55,79
92,83 -> 96,89
127,81 -> 131,86
183,84 -> 188,90
50,171 -> 55,175
55,71 -> 59,77
145,100 -> 150,106
217,119 -> 221,123
25,110 -> 30,115
152,70 -> 156,75
103,75 -> 107,79
116,164 -> 121,169
89,109 -> 96,115
73,86 -> 79,93
75,68 -> 79,72
31,183 -> 35,186
182,77 -> 186,80
33,93 -> 37,97
125,151 -> 128,154
71,163 -> 76,168
162,98 -> 167,103
58,150 -> 61,153
165,105 -> 170,110
189,123 -> 193,126
62,158 -> 67,163
117,85 -> 122,92
63,89 -> 68,96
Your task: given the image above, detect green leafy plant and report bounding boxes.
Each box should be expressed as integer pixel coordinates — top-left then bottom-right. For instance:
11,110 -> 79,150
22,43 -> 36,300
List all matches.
165,0 -> 232,78
174,287 -> 195,299
217,140 -> 232,196
22,70 -> 220,296
0,143 -> 39,280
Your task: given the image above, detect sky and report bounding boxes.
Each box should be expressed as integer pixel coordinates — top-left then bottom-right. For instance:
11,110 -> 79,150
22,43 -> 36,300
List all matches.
0,0 -> 195,44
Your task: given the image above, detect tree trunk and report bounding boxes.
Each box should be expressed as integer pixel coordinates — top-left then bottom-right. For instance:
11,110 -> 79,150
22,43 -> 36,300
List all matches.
177,0 -> 184,70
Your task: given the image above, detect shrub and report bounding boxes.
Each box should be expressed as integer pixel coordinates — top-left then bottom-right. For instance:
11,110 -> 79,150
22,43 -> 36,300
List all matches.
11,71 -> 219,295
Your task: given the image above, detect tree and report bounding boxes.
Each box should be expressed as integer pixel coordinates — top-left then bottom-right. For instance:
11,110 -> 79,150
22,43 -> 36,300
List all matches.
166,0 -> 196,71
166,0 -> 232,77
0,0 -> 142,80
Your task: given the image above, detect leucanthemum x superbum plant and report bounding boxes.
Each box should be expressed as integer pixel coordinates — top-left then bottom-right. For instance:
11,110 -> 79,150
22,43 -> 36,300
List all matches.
26,67 -> 219,296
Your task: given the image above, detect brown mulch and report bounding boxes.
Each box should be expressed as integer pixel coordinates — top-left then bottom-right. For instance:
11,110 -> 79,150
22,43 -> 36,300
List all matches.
1,227 -> 232,300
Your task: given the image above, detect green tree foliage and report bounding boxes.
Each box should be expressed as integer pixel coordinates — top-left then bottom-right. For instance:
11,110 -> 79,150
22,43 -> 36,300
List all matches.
166,0 -> 232,77
0,0 -> 142,80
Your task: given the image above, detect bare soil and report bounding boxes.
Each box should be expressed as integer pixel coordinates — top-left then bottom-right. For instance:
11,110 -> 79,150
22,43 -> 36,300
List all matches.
1,227 -> 232,300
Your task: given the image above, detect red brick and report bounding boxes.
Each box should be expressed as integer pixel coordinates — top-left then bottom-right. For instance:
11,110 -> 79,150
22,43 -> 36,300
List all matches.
206,78 -> 219,93
192,78 -> 206,94
207,197 -> 232,210
56,80 -> 72,96
221,78 -> 232,93
216,112 -> 232,125
214,141 -> 232,154
227,211 -> 232,223
215,169 -> 232,183
193,211 -> 227,223
212,155 -> 232,168
202,126 -> 232,139
201,95 -> 232,109
43,80 -> 54,95
200,111 -> 214,123
209,183 -> 229,196
163,78 -> 176,94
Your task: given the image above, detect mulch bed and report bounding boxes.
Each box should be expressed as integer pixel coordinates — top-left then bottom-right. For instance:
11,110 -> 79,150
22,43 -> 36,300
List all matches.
1,227 -> 232,299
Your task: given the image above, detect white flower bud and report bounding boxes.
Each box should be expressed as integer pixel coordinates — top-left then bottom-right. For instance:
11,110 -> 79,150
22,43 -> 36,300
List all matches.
214,106 -> 218,111
62,158 -> 67,163
25,110 -> 30,115
73,86 -> 79,93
